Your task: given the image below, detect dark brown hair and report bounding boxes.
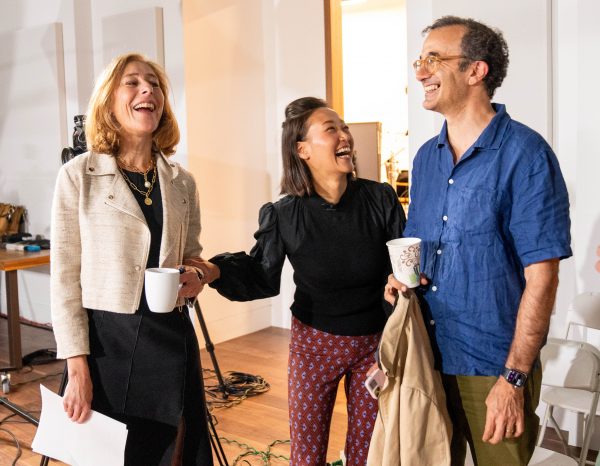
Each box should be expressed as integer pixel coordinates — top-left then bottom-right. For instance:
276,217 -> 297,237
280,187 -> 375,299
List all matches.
279,97 -> 328,196
424,16 -> 509,98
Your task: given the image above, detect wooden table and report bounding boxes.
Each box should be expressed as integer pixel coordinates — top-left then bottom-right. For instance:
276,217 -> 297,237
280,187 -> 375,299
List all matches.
0,249 -> 50,369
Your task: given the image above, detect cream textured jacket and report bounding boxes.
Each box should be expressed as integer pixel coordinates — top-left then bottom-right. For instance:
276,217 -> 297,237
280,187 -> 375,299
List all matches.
367,291 -> 452,466
50,152 -> 202,359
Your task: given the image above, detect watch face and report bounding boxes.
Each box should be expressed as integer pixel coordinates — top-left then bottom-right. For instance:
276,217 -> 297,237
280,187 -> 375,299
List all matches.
505,369 -> 526,387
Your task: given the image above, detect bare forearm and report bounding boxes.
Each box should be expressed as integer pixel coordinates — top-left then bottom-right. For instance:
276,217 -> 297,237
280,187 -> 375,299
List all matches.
67,355 -> 90,379
64,355 -> 93,422
505,259 -> 559,373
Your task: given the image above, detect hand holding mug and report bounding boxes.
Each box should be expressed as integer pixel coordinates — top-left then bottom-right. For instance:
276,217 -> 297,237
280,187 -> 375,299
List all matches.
145,266 -> 205,313
177,264 -> 204,298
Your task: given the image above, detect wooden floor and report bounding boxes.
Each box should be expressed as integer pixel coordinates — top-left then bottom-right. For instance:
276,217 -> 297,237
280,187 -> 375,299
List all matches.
1,319 -> 65,465
0,321 -> 349,465
0,318 -> 597,465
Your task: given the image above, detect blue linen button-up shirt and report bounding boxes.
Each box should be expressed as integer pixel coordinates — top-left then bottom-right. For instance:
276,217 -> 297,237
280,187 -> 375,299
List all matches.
405,104 -> 572,376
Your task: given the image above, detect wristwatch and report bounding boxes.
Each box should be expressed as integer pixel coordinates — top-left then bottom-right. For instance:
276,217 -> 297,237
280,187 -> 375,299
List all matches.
502,367 -> 528,388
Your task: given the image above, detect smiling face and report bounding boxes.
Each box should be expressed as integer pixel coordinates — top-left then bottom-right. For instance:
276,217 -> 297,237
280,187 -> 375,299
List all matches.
417,25 -> 472,116
297,107 -> 354,180
111,61 -> 165,143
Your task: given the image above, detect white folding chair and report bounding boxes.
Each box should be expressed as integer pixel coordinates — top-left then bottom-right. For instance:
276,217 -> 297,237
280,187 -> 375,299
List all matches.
539,292 -> 600,465
534,338 -> 600,466
565,292 -> 600,341
529,446 -> 578,465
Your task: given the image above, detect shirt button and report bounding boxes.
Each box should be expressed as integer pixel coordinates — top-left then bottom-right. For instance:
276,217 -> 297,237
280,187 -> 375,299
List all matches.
182,199 -> 187,204
432,285 -> 438,292
134,265 -> 141,271
442,215 -> 448,221
429,319 -> 435,326
436,249 -> 442,255
108,194 -> 114,200
88,167 -> 95,172
448,178 -> 454,185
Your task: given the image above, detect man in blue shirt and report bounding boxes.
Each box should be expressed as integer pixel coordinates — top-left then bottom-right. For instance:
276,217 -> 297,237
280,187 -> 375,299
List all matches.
385,16 -> 572,465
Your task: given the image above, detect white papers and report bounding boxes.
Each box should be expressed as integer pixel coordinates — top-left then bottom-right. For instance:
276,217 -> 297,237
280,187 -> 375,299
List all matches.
32,385 -> 128,466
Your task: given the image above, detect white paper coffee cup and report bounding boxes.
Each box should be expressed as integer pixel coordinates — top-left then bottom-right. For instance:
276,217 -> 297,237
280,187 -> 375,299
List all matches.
144,267 -> 180,313
386,237 -> 422,288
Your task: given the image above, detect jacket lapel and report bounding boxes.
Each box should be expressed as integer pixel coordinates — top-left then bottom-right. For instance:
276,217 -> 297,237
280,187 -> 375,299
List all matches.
87,152 -> 146,224
86,152 -> 188,264
156,154 -> 187,264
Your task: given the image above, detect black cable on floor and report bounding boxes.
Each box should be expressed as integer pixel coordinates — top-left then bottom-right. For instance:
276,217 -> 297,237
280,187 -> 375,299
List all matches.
217,437 -> 290,465
0,426 -> 22,466
22,348 -> 57,367
10,369 -> 63,388
203,368 -> 270,409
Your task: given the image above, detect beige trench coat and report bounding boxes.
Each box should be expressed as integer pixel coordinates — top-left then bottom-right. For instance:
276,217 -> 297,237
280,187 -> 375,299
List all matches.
50,151 -> 202,359
367,292 -> 452,466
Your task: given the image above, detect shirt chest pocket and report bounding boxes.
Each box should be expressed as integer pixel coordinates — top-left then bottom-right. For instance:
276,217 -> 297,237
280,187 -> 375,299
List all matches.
451,185 -> 499,234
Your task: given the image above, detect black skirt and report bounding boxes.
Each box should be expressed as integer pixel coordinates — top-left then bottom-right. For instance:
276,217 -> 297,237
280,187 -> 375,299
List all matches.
87,301 -> 213,466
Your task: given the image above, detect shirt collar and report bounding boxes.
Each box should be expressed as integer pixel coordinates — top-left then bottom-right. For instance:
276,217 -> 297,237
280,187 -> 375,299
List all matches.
306,177 -> 358,211
437,103 -> 511,151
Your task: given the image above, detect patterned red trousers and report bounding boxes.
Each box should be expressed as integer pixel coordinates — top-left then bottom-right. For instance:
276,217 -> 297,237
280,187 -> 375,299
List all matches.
288,317 -> 380,466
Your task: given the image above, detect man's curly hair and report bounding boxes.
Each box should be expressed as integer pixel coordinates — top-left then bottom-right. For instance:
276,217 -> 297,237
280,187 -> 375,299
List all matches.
423,16 -> 509,98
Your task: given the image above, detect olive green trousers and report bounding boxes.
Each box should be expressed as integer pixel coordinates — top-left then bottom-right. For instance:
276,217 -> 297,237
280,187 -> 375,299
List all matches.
442,365 -> 542,466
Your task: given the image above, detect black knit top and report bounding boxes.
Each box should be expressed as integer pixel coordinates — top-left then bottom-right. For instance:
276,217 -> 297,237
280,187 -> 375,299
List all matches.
209,178 -> 406,336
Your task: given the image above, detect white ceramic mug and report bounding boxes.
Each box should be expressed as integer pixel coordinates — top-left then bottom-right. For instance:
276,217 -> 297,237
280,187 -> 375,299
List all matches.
144,267 -> 180,313
386,237 -> 422,288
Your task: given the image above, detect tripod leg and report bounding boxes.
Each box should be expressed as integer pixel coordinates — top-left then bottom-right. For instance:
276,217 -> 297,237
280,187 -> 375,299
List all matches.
206,409 -> 229,466
193,301 -> 228,398
39,362 -> 68,466
0,397 -> 39,425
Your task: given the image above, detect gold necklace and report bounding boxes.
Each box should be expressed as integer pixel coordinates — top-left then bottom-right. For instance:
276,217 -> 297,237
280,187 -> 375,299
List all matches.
117,158 -> 154,188
118,163 -> 157,205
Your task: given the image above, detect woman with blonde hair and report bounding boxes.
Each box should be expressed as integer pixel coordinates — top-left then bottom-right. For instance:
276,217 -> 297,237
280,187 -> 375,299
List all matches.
51,53 -> 212,466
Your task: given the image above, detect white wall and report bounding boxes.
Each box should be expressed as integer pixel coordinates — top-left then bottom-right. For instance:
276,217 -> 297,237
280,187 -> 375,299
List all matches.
182,0 -> 326,340
551,0 -> 578,343
0,0 -> 186,325
553,0 -> 600,447
264,0 -> 327,329
182,0 -> 273,343
572,0 -> 600,296
0,0 -> 88,324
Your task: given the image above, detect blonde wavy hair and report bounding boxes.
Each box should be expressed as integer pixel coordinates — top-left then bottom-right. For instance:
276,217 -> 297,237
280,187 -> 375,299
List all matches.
85,53 -> 179,156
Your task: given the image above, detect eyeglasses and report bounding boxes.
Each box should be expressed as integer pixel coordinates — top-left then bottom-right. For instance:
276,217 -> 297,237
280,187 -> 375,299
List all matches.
412,55 -> 467,73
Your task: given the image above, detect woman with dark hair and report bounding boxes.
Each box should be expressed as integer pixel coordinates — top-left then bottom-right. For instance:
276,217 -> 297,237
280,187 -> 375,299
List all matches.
51,53 -> 212,466
188,97 -> 405,466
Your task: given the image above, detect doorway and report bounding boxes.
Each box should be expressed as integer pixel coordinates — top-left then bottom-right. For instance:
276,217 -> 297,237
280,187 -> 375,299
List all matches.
325,0 -> 409,209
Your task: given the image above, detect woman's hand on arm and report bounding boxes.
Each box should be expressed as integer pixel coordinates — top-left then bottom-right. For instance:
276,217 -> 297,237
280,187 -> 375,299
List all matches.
183,258 -> 221,285
63,355 -> 93,423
